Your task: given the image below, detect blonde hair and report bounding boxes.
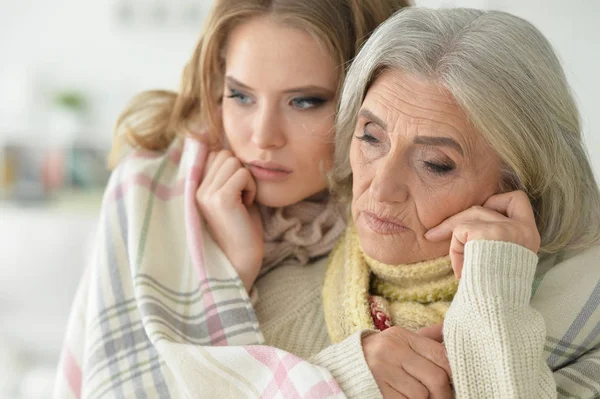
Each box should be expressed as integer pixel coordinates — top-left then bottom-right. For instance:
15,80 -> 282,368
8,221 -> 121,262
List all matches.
331,8 -> 600,255
108,0 -> 410,167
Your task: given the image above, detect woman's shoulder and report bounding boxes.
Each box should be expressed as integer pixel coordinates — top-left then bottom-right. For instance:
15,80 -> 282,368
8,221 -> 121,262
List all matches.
532,244 -> 600,367
113,137 -> 186,181
105,137 -> 207,202
534,244 -> 600,295
548,244 -> 600,274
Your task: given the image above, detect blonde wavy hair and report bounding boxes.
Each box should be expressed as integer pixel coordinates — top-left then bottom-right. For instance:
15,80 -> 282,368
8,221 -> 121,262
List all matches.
108,0 -> 410,167
331,8 -> 600,255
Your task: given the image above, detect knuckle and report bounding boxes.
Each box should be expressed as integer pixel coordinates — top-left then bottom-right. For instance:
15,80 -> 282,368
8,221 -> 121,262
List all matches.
214,191 -> 230,205
470,205 -> 484,213
369,335 -> 388,356
224,157 -> 241,169
430,368 -> 449,389
515,190 -> 529,200
238,167 -> 251,179
489,224 -> 509,239
415,385 -> 429,399
430,345 -> 448,365
387,325 -> 410,337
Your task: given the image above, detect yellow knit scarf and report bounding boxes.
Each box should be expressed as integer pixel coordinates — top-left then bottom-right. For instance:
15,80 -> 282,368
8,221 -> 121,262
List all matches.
323,227 -> 458,343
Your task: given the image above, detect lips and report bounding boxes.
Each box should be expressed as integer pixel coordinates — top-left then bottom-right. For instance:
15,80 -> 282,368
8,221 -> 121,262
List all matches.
246,160 -> 292,182
362,211 -> 409,235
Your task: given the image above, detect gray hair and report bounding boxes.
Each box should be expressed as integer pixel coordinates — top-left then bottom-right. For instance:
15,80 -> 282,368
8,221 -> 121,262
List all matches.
331,7 -> 600,255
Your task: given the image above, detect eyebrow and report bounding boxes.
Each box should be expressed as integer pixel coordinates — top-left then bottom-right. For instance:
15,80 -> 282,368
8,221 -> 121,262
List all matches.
359,109 -> 387,130
360,108 -> 464,156
225,76 -> 334,96
413,136 -> 464,156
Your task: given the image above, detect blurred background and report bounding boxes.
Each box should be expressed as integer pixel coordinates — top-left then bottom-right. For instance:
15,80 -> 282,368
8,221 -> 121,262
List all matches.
0,0 -> 598,397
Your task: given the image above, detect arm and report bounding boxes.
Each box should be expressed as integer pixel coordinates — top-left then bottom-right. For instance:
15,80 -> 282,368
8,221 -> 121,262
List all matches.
443,240 -> 557,398
310,331 -> 382,399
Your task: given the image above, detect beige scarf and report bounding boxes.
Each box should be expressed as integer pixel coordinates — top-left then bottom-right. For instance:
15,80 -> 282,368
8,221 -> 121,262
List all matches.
259,198 -> 346,277
323,226 -> 458,343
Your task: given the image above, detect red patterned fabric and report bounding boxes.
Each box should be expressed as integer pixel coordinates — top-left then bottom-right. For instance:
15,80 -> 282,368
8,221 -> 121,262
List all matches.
368,296 -> 392,331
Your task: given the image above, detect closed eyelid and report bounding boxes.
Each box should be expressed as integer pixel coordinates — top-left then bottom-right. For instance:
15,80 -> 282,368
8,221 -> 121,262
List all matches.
359,109 -> 387,130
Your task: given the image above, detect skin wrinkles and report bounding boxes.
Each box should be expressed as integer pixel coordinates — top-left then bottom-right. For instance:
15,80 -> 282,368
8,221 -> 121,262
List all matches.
350,69 -> 501,264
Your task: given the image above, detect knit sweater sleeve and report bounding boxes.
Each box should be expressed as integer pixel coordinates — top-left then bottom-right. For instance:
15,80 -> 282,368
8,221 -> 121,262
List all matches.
310,330 -> 383,399
443,240 -> 556,398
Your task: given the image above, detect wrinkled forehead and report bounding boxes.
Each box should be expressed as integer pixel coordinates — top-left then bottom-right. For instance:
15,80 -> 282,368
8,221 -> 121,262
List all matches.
361,69 -> 492,158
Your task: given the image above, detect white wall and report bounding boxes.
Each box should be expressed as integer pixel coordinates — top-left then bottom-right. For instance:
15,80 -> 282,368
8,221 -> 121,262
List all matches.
485,0 -> 600,179
0,0 -> 209,143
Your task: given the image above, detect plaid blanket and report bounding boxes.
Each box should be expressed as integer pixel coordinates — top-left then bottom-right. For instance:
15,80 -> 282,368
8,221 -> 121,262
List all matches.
53,136 -> 600,398
53,138 -> 344,398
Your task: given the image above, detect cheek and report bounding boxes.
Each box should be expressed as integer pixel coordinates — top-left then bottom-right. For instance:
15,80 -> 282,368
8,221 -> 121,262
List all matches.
221,104 -> 250,148
350,142 -> 372,202
409,174 -> 467,229
291,114 -> 335,164
412,177 -> 491,229
413,195 -> 452,229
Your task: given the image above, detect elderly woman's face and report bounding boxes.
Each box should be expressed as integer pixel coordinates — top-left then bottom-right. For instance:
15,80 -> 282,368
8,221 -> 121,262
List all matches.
350,70 -> 502,264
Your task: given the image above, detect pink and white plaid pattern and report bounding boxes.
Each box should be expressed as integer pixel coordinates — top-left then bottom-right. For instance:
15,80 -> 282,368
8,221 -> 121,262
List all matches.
53,138 -> 346,398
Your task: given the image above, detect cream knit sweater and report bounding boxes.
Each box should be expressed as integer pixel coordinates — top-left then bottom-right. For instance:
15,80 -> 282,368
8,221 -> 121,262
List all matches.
253,241 -> 600,398
254,257 -> 382,398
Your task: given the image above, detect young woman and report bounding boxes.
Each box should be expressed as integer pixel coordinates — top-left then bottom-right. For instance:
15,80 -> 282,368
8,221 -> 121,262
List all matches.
54,1 -> 409,397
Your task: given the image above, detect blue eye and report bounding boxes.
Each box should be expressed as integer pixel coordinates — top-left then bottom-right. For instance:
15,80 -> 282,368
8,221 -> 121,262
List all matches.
225,88 -> 253,105
291,97 -> 326,110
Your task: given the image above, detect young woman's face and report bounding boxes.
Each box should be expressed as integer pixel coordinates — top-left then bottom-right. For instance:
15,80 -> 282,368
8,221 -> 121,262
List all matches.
221,16 -> 338,208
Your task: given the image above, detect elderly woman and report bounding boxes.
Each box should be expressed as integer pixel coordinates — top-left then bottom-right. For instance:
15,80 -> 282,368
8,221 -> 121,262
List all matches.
323,7 -> 600,399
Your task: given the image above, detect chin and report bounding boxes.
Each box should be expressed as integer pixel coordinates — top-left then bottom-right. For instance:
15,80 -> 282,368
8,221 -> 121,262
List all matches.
255,185 -> 300,208
255,182 -> 326,208
355,222 -> 419,265
359,233 -> 406,264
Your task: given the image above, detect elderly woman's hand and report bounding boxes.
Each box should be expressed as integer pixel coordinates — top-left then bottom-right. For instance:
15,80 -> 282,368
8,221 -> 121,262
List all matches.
363,326 -> 453,399
425,190 -> 540,278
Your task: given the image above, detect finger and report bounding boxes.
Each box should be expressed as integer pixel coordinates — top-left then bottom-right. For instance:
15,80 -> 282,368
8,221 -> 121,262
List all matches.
242,172 -> 257,206
449,223 -> 474,278
203,151 -> 218,180
221,168 -> 257,207
425,206 -> 506,242
203,150 -> 233,187
408,335 -> 452,378
400,352 -> 453,399
483,190 -> 536,225
385,369 -> 429,399
379,382 -> 407,399
208,156 -> 243,192
416,324 -> 444,342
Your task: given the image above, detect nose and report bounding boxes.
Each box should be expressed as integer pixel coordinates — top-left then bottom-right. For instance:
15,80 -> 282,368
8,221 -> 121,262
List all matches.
369,151 -> 409,203
251,102 -> 286,150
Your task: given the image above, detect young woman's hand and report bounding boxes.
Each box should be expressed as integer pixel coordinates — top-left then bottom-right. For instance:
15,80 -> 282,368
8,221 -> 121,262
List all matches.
363,326 -> 453,399
425,190 -> 540,278
196,150 -> 263,293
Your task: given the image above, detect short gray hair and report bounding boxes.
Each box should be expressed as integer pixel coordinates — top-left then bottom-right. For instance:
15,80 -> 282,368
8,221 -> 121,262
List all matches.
331,7 -> 600,255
